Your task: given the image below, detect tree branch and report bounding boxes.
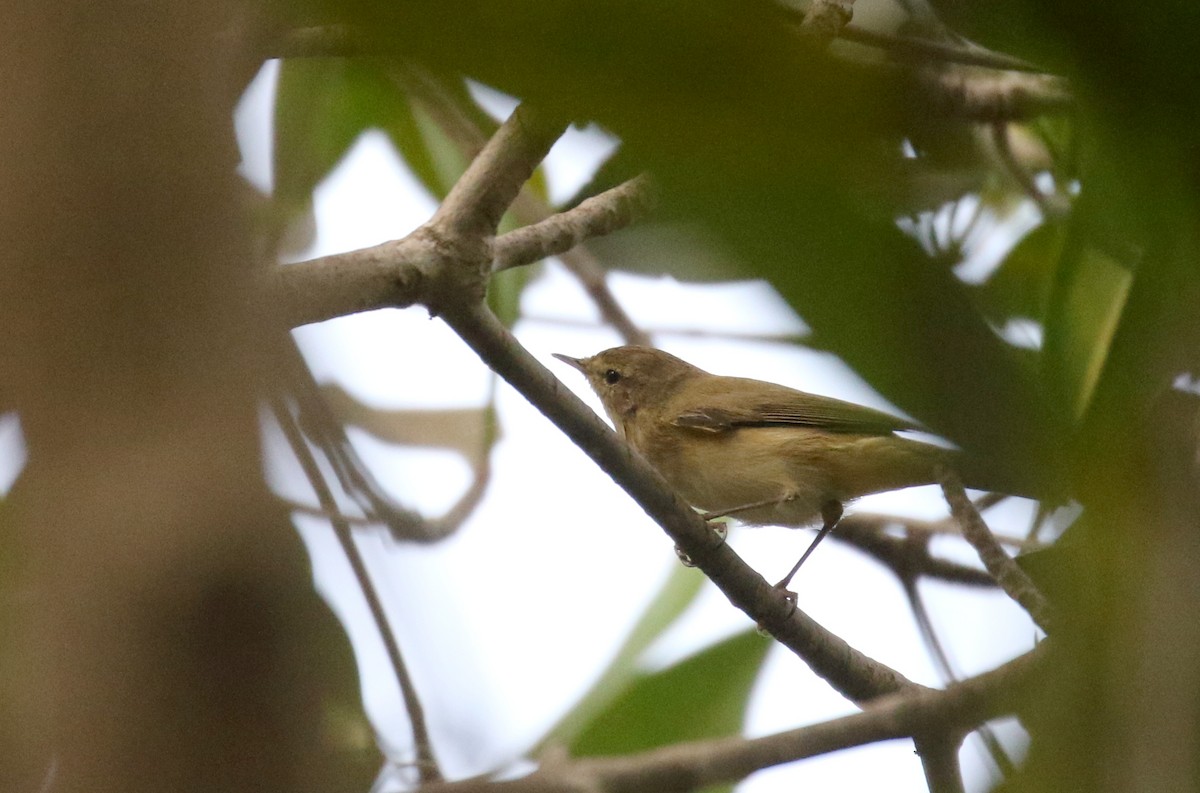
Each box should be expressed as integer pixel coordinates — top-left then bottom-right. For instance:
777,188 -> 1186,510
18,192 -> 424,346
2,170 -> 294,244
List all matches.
432,105 -> 566,242
940,470 -> 1055,633
832,513 -> 999,587
389,62 -> 652,346
418,645 -> 1043,793
442,300 -> 919,703
492,175 -> 654,273
913,732 -> 967,793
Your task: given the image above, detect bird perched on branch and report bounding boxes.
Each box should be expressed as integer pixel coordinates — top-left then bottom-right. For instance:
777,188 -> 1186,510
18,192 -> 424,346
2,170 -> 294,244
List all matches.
554,345 -> 970,590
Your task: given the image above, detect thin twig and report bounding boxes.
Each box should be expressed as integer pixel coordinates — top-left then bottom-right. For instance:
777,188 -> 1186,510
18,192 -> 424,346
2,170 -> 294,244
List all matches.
277,336 -> 446,540
283,500 -> 376,526
556,246 -> 652,345
433,107 -> 566,242
269,393 -> 442,783
940,469 -> 1055,633
901,577 -> 1017,779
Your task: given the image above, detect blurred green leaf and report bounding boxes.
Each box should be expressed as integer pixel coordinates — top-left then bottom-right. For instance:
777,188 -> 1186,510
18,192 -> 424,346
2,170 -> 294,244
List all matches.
538,563 -> 706,750
1042,243 -> 1132,423
975,221 -> 1065,323
569,629 -> 771,756
274,58 -> 395,212
394,99 -> 469,199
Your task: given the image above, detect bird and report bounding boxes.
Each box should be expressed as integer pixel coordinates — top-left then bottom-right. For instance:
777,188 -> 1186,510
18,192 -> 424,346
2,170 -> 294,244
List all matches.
553,345 -> 963,590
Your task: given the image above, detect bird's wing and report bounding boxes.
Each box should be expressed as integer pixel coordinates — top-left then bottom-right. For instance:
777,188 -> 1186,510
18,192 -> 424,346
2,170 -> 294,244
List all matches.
672,377 -> 921,436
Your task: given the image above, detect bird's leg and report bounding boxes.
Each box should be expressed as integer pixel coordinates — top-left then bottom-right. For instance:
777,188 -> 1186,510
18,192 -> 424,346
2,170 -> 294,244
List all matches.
774,499 -> 843,592
676,494 -> 796,566
700,495 -> 795,522
677,494 -> 796,567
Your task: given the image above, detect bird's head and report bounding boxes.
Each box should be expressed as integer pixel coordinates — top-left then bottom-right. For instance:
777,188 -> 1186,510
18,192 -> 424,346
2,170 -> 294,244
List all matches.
553,346 -> 699,430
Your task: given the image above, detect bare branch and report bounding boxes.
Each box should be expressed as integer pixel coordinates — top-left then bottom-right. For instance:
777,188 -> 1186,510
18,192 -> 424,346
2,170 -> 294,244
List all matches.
432,104 -> 567,241
389,62 -> 651,346
833,513 -> 998,587
940,470 -> 1056,633
419,645 -> 1043,793
556,246 -> 653,346
271,235 -> 437,328
914,733 -> 967,793
492,175 -> 654,273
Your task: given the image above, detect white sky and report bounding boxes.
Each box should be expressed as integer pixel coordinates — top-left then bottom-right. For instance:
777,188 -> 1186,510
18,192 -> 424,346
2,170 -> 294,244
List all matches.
240,59 -> 1040,792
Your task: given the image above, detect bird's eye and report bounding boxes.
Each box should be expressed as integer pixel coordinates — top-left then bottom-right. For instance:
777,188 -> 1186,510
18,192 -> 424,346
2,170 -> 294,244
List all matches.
604,369 -> 621,385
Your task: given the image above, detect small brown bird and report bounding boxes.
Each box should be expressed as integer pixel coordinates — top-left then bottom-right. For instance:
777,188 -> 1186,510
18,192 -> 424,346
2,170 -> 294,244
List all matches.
554,345 -> 959,589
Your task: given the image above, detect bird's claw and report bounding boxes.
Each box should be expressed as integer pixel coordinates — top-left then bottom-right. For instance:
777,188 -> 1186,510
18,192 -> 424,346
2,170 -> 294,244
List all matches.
674,521 -> 728,568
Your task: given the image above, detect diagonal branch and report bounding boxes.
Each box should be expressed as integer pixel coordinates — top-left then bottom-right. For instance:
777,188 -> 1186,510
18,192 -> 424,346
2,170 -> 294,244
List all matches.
276,98 -> 922,705
431,104 -> 567,241
492,175 -> 654,273
441,300 -> 919,703
389,62 -> 652,346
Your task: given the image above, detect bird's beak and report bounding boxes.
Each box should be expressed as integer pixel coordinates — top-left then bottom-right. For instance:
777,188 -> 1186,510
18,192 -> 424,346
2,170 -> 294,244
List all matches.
552,352 -> 587,374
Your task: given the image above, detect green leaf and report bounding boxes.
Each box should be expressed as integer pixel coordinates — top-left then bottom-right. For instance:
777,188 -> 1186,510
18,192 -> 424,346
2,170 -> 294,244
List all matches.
975,221 -> 1065,323
537,563 -> 707,750
1041,243 -> 1132,423
569,628 -> 772,756
274,58 -> 389,212
391,100 -> 470,200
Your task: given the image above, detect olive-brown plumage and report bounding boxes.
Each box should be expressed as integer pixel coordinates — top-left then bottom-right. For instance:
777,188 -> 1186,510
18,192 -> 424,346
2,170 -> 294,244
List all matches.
553,345 -> 953,533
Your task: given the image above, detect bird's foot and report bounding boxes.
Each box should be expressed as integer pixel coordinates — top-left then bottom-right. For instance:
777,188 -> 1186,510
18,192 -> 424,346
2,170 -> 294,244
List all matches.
674,520 -> 729,567
755,582 -> 798,635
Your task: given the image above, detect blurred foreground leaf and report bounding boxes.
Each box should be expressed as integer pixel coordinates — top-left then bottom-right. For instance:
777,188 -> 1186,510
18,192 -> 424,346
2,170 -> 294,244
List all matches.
538,563 -> 706,750
569,629 -> 771,756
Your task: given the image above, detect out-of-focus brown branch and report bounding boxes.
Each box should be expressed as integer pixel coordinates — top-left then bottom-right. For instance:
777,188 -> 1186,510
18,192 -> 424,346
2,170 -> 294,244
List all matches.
919,68 -> 1074,121
838,24 -> 1048,73
269,394 -> 442,782
940,470 -> 1055,633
